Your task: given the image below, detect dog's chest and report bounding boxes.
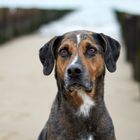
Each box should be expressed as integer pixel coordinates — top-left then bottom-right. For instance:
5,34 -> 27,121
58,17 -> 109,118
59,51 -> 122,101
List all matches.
75,90 -> 95,117
81,135 -> 93,140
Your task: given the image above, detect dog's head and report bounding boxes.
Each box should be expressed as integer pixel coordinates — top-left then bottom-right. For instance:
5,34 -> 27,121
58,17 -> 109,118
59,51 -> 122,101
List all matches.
39,30 -> 120,93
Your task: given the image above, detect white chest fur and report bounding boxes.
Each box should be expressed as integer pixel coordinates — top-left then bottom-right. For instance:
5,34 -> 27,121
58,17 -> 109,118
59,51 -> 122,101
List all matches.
77,90 -> 95,117
88,135 -> 93,140
81,135 -> 93,140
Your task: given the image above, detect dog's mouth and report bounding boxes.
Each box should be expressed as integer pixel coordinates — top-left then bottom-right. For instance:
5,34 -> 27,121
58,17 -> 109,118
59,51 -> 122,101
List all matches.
65,79 -> 93,92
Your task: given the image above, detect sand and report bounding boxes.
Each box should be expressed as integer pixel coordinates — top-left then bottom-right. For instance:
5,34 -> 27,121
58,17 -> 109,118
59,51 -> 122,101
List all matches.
0,33 -> 139,140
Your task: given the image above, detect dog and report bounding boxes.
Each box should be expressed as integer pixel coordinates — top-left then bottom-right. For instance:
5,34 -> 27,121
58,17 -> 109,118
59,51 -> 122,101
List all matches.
38,30 -> 120,140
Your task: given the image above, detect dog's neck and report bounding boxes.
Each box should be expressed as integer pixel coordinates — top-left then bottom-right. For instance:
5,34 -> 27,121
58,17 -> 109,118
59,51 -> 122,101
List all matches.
55,70 -> 105,117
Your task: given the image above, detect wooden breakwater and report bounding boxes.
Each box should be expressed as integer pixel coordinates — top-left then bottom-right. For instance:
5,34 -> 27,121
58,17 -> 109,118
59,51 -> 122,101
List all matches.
115,10 -> 140,83
0,8 -> 72,44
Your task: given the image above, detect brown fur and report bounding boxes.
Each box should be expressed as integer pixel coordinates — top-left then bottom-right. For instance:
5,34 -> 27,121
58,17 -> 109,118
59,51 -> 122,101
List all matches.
56,40 -> 77,79
38,30 -> 121,140
56,33 -> 105,105
69,91 -> 83,107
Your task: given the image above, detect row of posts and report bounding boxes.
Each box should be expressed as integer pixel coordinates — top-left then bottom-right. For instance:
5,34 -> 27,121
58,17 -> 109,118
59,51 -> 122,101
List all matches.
115,10 -> 140,85
0,7 -> 72,44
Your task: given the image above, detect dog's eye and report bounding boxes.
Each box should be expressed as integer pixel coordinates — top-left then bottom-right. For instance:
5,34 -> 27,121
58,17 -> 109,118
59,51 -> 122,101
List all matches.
85,47 -> 97,57
59,48 -> 69,58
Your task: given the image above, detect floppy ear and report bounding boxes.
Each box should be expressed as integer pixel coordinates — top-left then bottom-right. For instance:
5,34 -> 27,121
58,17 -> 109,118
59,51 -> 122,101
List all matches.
98,33 -> 121,72
39,36 -> 62,75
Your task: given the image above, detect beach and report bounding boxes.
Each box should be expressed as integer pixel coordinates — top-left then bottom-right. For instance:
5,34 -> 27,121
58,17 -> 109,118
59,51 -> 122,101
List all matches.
0,0 -> 140,139
0,31 -> 139,140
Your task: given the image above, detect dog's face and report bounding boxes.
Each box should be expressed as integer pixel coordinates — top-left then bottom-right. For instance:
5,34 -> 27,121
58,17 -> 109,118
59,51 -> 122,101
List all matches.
56,31 -> 105,92
39,30 -> 120,93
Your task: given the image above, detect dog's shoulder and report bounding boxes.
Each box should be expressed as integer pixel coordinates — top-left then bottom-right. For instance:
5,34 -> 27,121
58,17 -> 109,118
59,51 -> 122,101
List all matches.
38,127 -> 48,140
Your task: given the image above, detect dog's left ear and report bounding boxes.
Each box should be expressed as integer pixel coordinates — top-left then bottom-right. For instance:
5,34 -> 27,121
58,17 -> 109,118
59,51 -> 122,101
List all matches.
39,36 -> 62,75
97,33 -> 121,72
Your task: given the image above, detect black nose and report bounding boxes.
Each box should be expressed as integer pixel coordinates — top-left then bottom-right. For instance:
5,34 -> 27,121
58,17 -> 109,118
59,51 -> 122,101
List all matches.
67,64 -> 83,77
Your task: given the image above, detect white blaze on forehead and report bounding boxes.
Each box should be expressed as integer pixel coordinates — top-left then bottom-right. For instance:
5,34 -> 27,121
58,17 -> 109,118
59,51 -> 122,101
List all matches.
70,34 -> 81,66
71,55 -> 78,65
76,34 -> 81,46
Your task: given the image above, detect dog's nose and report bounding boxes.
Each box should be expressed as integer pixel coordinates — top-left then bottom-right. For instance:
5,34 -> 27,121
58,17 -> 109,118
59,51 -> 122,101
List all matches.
67,64 -> 82,77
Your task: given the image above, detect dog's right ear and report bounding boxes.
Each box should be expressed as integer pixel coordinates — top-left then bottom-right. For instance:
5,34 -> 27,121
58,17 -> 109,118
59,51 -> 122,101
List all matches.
39,36 -> 62,75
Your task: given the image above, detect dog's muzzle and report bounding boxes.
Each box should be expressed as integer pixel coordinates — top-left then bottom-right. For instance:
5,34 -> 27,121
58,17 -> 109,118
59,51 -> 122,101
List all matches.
64,64 -> 93,92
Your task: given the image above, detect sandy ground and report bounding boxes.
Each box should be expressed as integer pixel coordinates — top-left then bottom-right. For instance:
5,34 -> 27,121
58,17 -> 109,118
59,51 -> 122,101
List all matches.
0,33 -> 139,140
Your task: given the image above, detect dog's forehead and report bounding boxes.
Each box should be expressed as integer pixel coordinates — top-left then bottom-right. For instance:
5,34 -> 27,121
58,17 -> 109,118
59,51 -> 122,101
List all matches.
61,30 -> 96,44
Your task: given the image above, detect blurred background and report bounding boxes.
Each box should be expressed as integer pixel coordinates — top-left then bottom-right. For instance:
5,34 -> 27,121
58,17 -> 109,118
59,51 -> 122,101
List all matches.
0,0 -> 140,140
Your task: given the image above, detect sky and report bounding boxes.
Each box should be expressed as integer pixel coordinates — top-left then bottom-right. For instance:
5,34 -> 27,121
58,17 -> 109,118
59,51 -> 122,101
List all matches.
35,0 -> 140,38
0,0 -> 140,15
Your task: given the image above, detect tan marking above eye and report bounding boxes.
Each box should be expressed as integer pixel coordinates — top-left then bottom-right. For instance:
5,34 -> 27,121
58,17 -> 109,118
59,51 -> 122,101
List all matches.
56,40 -> 78,79
78,44 -> 104,80
56,34 -> 104,81
56,55 -> 70,79
86,54 -> 104,79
